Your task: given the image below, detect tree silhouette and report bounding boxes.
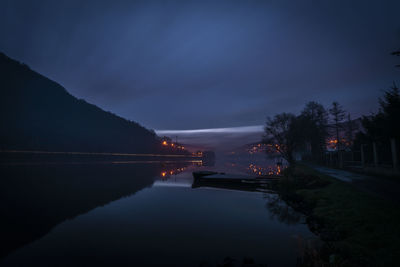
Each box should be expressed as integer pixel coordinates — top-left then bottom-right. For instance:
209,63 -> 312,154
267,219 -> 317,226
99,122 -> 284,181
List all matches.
345,113 -> 357,148
391,49 -> 400,68
362,83 -> 400,141
263,113 -> 301,166
329,102 -> 346,150
299,101 -> 329,161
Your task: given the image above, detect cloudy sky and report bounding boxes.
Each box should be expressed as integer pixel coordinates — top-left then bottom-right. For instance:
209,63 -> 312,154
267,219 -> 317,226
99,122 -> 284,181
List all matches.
1,0 -> 399,143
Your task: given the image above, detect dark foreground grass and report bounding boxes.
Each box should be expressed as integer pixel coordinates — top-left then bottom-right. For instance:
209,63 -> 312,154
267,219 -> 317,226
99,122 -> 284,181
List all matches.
278,164 -> 400,266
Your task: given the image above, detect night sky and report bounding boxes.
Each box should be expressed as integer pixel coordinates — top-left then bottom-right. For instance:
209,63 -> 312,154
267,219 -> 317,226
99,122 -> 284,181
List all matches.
1,0 -> 399,148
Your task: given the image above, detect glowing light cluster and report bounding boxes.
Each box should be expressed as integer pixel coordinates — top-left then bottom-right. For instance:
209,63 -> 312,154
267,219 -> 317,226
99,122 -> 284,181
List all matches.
247,143 -> 268,154
161,139 -> 186,151
248,163 -> 284,176
160,167 -> 188,179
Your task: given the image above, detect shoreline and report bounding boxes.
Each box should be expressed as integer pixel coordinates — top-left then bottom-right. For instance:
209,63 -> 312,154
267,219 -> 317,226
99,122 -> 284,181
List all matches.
273,163 -> 400,266
0,150 -> 203,165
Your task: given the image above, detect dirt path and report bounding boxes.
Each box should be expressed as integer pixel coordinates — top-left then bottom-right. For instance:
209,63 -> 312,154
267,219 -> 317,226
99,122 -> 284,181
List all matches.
309,164 -> 400,204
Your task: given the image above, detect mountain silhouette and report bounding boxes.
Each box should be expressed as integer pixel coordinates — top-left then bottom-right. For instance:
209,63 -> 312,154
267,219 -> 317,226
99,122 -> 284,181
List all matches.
0,52 -> 159,153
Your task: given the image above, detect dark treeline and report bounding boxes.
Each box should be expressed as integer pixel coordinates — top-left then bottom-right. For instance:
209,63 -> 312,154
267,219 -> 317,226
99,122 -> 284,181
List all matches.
0,52 -> 161,153
263,85 -> 400,167
358,83 -> 400,143
264,47 -> 400,167
263,101 -> 333,165
354,84 -> 400,166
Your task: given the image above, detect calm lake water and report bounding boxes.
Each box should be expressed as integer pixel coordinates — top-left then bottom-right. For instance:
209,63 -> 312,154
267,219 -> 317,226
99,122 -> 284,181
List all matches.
0,158 -> 315,266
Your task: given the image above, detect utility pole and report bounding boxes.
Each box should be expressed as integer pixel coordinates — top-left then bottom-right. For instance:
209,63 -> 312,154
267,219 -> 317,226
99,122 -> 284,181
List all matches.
373,142 -> 378,168
391,138 -> 398,172
360,144 -> 365,168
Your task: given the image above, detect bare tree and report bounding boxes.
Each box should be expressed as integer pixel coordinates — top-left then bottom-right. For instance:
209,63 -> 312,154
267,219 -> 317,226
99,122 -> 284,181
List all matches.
263,113 -> 300,166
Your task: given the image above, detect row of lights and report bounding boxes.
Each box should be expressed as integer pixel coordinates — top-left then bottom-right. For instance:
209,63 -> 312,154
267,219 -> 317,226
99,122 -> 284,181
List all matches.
160,167 -> 186,178
162,140 -> 185,150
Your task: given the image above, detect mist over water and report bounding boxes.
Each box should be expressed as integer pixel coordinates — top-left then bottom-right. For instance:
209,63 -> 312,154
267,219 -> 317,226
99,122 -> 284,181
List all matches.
155,125 -> 264,153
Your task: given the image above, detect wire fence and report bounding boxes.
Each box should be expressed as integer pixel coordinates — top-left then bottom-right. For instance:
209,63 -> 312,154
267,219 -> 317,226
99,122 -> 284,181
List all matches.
323,138 -> 399,175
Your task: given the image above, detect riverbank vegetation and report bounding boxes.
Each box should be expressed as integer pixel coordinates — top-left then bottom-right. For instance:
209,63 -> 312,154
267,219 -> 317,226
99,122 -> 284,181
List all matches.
263,79 -> 399,170
262,48 -> 400,266
276,164 -> 400,266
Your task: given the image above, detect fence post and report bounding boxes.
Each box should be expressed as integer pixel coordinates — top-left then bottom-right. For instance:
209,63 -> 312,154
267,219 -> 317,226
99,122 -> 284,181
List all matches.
360,144 -> 365,168
339,150 -> 343,168
391,138 -> 398,172
373,142 -> 378,168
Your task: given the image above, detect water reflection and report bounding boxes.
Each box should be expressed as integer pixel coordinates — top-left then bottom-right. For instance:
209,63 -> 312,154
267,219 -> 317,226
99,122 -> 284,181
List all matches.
0,161 -> 192,259
159,164 -> 195,179
192,179 -> 274,193
0,158 -> 315,267
264,194 -> 305,225
248,163 -> 284,176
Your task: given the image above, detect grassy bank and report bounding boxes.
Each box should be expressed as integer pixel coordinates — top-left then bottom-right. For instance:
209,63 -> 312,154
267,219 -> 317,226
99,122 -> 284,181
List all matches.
277,164 -> 400,266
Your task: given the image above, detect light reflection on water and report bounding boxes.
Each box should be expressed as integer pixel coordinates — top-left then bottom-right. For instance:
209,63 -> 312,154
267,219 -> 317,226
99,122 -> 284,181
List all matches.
0,158 -> 314,267
155,157 -> 286,181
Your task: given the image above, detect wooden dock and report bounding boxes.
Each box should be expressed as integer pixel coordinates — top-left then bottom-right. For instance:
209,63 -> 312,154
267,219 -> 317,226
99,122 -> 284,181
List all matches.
192,171 -> 280,183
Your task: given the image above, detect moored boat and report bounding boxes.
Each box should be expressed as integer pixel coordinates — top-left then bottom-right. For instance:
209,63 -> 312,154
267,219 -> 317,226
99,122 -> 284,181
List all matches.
193,171 -> 256,182
193,171 -> 281,182
192,171 -> 219,179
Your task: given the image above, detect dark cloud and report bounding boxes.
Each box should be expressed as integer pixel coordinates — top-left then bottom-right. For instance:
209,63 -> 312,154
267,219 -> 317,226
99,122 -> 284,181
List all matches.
1,0 -> 399,132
